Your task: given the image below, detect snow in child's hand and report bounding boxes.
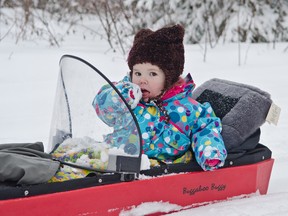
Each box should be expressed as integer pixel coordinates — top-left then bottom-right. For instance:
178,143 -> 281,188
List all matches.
129,83 -> 142,109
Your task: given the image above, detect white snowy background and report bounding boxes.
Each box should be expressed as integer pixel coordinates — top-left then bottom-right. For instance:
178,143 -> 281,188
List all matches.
1,15 -> 288,216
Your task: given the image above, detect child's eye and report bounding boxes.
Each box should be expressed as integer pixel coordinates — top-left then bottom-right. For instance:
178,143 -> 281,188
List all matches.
134,72 -> 141,76
150,72 -> 158,76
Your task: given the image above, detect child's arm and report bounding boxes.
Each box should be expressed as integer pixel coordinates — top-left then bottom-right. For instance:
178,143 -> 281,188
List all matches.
92,77 -> 141,128
191,102 -> 227,171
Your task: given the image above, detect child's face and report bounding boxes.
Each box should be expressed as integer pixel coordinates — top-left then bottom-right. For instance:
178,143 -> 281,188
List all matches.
132,63 -> 165,102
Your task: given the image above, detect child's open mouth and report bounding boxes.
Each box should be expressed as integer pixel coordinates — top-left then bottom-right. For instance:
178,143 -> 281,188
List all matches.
141,89 -> 150,99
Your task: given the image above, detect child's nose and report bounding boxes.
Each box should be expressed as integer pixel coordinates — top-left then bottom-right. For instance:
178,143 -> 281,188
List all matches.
140,78 -> 148,84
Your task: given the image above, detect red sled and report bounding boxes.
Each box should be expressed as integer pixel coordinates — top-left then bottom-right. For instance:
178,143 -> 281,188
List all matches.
0,157 -> 273,216
0,55 -> 274,215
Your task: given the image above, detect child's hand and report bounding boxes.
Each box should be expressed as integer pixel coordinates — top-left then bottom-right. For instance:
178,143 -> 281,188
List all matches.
205,159 -> 220,167
119,82 -> 142,109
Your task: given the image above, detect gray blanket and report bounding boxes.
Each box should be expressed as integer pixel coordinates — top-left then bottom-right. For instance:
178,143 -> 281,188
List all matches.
192,78 -> 272,151
0,142 -> 60,185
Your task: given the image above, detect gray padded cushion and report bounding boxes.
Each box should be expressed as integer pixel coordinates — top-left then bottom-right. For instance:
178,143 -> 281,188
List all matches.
192,78 -> 272,151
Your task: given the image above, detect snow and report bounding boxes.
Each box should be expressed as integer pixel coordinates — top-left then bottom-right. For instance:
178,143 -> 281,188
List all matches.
1,33 -> 288,215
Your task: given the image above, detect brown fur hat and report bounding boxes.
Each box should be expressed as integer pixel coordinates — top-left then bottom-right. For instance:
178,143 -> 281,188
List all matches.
127,24 -> 185,90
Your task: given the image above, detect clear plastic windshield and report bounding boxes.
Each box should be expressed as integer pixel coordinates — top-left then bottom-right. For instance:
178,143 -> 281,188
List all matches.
48,55 -> 141,174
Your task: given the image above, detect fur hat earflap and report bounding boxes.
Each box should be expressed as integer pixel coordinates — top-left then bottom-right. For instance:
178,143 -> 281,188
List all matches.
127,24 -> 185,90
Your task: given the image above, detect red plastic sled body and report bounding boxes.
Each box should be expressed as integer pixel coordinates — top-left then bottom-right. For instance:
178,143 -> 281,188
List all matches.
0,159 -> 274,216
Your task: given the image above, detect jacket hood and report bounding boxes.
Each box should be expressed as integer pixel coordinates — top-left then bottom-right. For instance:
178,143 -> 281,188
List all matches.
161,73 -> 195,101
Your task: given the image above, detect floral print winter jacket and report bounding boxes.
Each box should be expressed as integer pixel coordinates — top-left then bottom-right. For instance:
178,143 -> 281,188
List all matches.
92,74 -> 227,171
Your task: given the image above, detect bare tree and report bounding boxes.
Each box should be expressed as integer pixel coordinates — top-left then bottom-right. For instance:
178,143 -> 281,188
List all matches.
1,0 -> 288,56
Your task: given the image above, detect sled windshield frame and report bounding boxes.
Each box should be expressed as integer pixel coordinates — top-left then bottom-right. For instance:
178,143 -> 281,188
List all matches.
50,54 -> 142,175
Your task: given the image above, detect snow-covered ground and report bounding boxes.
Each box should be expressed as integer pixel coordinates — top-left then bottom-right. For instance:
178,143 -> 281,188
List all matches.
1,33 -> 288,215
